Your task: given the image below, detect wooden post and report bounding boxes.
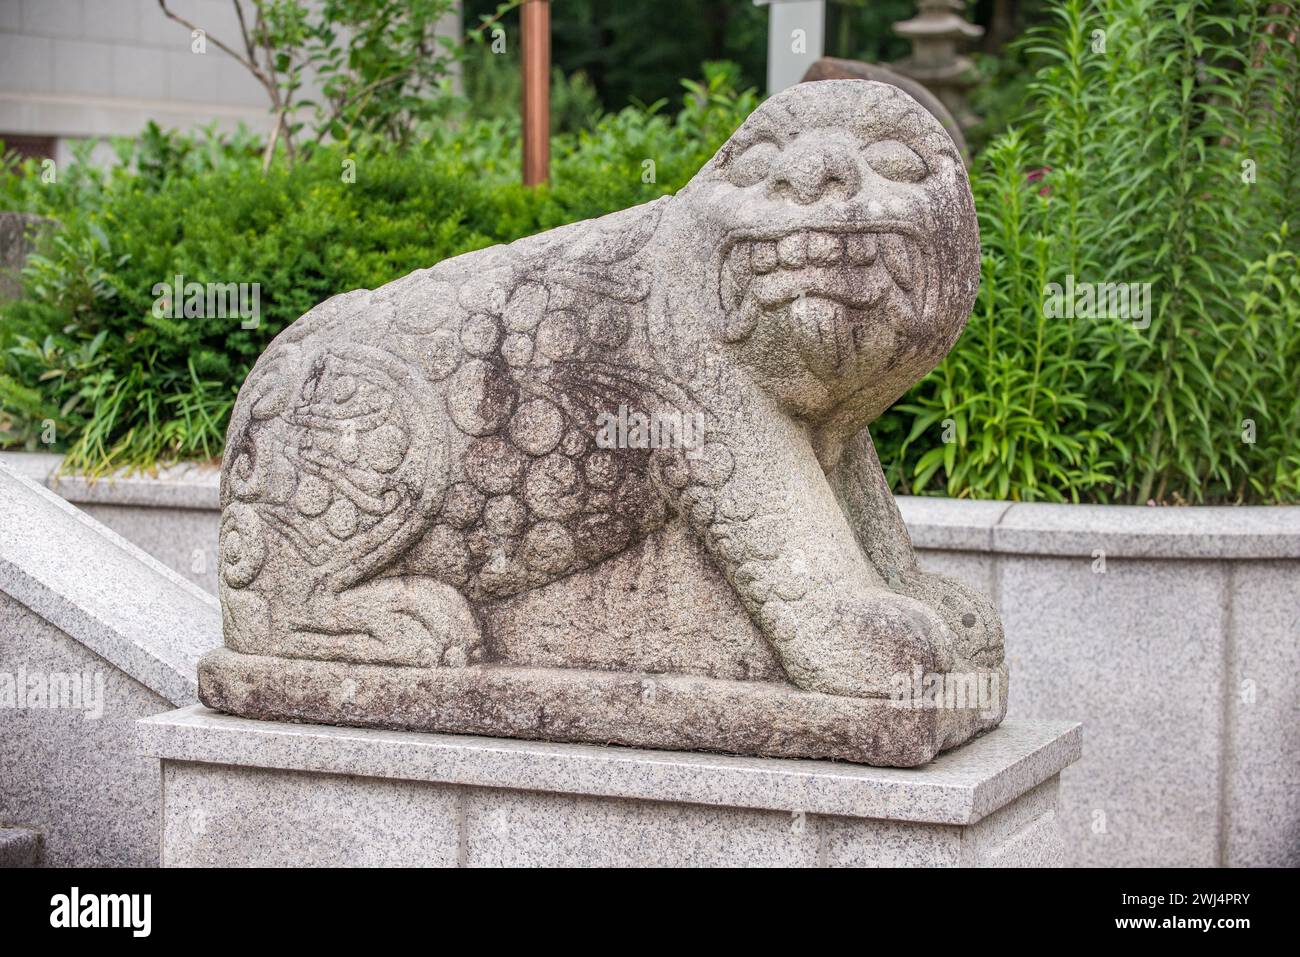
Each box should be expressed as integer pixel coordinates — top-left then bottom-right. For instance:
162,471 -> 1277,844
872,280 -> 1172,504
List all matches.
521,0 -> 551,186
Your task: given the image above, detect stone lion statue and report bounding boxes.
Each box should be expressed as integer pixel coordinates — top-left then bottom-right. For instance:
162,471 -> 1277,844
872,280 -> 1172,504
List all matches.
202,80 -> 1005,766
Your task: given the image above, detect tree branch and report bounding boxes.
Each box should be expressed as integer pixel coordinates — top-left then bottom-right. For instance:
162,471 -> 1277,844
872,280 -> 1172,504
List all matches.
156,0 -> 268,87
232,0 -> 260,70
310,67 -> 427,148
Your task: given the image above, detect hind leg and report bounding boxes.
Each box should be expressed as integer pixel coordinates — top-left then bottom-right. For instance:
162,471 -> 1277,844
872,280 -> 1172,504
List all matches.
219,329 -> 483,668
276,575 -> 483,668
219,499 -> 485,668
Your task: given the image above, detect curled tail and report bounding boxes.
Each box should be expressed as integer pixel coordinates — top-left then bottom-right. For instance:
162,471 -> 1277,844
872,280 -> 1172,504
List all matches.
217,298 -> 467,664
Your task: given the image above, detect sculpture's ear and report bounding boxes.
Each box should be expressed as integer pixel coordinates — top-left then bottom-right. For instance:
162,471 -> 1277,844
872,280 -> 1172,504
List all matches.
676,101 -> 766,198
695,135 -> 739,181
567,196 -> 668,266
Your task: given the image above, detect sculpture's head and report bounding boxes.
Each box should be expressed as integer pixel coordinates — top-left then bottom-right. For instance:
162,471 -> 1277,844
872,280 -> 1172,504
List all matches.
673,80 -> 979,419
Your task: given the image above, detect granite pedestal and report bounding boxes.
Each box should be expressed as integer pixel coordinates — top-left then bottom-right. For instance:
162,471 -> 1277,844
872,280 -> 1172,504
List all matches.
137,706 -> 1080,867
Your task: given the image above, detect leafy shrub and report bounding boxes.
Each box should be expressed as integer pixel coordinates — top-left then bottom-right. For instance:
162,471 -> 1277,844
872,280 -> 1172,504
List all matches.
155,0 -> 465,165
0,66 -> 757,471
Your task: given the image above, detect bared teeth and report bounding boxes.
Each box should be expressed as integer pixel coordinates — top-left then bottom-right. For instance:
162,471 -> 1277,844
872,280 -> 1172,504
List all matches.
846,235 -> 878,265
777,234 -> 807,268
880,234 -> 915,291
722,230 -> 924,325
722,297 -> 762,343
722,243 -> 750,311
808,233 -> 842,265
752,241 -> 777,273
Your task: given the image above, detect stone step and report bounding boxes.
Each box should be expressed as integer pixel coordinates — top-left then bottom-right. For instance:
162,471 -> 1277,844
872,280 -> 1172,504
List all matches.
0,827 -> 41,867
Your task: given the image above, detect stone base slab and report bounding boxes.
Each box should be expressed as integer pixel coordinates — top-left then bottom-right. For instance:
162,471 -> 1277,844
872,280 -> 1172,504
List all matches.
0,827 -> 41,868
137,706 -> 1080,867
198,647 -> 1008,768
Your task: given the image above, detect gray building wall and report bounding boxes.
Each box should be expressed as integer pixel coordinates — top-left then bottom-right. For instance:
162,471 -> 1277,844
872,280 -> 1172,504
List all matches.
0,0 -> 461,167
1,0 -> 272,166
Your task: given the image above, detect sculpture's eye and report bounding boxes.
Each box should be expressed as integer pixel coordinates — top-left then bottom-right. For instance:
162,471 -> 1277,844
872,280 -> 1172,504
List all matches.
863,139 -> 928,183
726,140 -> 779,187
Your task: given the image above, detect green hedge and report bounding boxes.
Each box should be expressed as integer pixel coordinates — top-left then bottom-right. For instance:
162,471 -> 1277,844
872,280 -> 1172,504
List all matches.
0,67 -> 756,470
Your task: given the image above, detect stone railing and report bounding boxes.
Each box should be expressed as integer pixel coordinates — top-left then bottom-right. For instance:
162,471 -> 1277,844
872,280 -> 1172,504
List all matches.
2,452 -> 222,594
0,459 -> 220,865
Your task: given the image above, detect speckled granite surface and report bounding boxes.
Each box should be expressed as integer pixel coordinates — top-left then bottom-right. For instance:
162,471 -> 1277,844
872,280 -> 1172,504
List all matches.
138,705 -> 1079,823
139,706 -> 1079,866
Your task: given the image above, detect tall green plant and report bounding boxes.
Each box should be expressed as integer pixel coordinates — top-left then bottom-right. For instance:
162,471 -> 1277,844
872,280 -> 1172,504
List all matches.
883,0 -> 1299,503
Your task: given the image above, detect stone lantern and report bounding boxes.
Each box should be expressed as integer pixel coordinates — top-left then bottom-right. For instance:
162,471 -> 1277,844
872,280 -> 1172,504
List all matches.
892,0 -> 983,130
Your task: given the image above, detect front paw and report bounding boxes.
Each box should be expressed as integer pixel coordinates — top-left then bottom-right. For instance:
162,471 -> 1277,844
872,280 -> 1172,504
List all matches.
889,571 -> 1003,666
762,591 -> 957,697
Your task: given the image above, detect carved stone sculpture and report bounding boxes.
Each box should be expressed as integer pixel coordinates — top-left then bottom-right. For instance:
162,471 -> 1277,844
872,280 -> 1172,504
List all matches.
199,80 -> 1006,767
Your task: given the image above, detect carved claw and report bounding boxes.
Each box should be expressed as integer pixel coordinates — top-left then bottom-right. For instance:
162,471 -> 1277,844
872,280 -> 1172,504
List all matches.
887,570 -> 1003,667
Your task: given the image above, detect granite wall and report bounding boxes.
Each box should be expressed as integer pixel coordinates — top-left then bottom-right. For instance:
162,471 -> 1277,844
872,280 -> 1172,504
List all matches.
0,459 -> 220,865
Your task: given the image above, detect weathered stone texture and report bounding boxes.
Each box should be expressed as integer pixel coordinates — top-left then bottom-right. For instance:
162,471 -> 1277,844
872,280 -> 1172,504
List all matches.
201,80 -> 1000,766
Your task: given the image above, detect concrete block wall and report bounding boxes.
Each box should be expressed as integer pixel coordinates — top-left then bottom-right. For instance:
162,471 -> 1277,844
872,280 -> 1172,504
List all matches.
898,497 -> 1300,868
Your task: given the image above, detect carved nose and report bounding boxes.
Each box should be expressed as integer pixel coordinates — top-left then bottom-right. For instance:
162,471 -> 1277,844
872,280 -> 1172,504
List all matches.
768,141 -> 861,205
